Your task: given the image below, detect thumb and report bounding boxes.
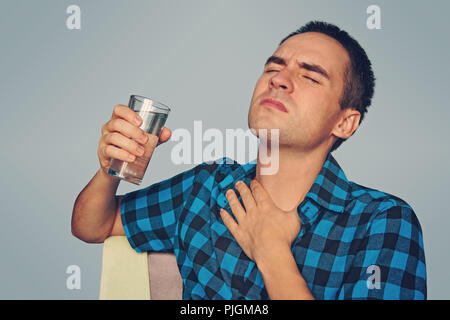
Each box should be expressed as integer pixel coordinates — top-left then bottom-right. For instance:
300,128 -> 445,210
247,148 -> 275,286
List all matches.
157,127 -> 172,146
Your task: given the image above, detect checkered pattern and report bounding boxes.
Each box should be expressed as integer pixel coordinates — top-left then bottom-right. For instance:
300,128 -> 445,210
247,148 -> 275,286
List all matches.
121,153 -> 426,299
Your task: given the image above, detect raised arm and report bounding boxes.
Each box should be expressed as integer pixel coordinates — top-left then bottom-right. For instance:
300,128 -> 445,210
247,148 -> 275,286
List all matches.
71,104 -> 171,243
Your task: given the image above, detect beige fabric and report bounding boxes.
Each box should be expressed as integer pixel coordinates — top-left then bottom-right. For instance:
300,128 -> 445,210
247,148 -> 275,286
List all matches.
99,236 -> 183,300
148,252 -> 183,300
99,236 -> 150,300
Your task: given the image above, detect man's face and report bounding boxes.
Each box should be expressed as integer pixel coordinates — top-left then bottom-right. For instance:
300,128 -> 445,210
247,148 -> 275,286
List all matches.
248,32 -> 351,151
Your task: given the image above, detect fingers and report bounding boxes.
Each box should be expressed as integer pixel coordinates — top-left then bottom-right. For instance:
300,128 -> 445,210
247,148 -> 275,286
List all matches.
111,104 -> 143,126
103,118 -> 148,144
220,208 -> 240,240
250,179 -> 271,207
99,144 -> 137,168
234,180 -> 256,212
98,104 -> 172,172
104,132 -> 145,157
98,104 -> 147,170
225,189 -> 246,222
156,127 -> 172,146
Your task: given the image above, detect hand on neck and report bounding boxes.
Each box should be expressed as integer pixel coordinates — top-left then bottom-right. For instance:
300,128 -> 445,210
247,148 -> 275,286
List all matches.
254,144 -> 330,212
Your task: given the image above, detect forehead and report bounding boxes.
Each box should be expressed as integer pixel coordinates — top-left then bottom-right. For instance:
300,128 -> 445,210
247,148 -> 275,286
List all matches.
273,32 -> 350,79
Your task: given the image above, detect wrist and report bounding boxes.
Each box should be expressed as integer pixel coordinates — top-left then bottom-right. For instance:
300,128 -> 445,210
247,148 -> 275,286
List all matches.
99,166 -> 121,184
255,245 -> 314,300
254,243 -> 292,270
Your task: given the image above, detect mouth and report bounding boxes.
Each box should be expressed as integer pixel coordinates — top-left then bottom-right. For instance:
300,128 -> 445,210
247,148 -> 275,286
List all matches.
260,98 -> 288,113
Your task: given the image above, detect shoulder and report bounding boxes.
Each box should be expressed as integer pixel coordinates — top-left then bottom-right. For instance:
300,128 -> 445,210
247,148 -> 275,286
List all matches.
347,181 -> 422,234
349,181 -> 413,211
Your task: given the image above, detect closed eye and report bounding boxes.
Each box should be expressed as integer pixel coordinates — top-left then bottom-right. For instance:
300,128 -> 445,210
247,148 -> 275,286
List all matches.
304,76 -> 319,84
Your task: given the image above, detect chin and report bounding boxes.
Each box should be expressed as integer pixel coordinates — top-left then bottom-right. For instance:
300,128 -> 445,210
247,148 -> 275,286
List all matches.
249,125 -> 282,142
249,108 -> 286,140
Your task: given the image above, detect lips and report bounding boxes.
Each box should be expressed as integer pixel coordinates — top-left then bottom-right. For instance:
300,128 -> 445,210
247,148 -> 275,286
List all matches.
260,98 -> 288,113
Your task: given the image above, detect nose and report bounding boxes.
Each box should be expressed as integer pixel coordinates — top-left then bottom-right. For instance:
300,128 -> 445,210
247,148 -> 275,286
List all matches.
269,69 -> 294,93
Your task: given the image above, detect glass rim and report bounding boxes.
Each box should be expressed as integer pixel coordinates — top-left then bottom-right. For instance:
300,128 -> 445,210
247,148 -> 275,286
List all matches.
131,94 -> 171,113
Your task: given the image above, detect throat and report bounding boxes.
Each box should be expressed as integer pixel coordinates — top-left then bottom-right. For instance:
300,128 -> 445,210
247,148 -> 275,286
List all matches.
254,147 -> 327,212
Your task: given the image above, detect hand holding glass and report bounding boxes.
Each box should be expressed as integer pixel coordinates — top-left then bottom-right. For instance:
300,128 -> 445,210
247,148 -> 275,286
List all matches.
107,95 -> 170,185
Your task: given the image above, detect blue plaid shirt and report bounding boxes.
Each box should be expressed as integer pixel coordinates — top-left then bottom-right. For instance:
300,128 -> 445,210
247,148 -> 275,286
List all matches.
120,153 -> 427,299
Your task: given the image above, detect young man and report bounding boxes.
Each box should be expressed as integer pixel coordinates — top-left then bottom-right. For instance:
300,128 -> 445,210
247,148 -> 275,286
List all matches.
72,21 -> 426,300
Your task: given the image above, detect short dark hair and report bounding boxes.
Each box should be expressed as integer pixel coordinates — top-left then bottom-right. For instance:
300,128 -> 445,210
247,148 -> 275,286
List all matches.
280,21 -> 375,152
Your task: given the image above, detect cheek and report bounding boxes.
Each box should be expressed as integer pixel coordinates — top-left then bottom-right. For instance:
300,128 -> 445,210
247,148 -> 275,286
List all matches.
311,108 -> 340,141
294,89 -> 339,135
251,77 -> 266,102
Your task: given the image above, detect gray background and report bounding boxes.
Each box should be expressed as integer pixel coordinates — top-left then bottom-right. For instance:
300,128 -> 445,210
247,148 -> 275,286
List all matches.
0,0 -> 449,299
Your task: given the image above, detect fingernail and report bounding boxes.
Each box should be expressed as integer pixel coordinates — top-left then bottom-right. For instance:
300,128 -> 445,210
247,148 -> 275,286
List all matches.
137,146 -> 145,155
134,117 -> 141,125
128,154 -> 135,162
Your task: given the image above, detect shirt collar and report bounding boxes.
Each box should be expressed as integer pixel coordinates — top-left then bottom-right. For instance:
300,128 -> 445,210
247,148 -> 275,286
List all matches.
303,152 -> 351,214
216,152 -> 351,214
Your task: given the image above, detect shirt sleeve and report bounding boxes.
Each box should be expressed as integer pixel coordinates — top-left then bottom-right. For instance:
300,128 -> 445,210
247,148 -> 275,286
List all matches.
120,164 -> 201,253
337,205 -> 427,300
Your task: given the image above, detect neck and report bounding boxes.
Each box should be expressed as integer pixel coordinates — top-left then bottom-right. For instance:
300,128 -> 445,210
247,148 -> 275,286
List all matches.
255,144 -> 329,212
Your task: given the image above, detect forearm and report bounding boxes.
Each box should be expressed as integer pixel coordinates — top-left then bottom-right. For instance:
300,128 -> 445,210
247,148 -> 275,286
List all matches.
71,168 -> 121,243
256,246 -> 315,300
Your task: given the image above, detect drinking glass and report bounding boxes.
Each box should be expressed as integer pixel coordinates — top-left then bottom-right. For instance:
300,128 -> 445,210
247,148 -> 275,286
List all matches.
107,95 -> 170,185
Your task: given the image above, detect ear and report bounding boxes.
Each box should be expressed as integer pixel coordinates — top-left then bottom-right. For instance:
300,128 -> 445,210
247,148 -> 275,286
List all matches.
332,108 -> 361,140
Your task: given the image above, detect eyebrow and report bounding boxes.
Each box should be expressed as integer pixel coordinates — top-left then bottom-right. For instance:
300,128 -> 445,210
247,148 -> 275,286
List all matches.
265,55 -> 286,67
264,55 -> 330,80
